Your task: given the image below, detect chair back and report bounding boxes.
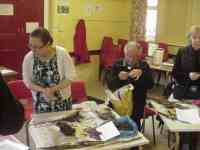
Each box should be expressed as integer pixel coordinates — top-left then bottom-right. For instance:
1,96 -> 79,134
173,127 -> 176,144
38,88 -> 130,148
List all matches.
71,81 -> 88,103
8,80 -> 33,120
8,80 -> 32,99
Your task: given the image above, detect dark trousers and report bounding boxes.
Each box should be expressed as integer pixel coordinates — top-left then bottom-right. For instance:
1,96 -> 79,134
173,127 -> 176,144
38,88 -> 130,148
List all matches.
131,147 -> 139,150
131,102 -> 144,131
179,133 -> 198,150
130,107 -> 144,150
131,115 -> 142,131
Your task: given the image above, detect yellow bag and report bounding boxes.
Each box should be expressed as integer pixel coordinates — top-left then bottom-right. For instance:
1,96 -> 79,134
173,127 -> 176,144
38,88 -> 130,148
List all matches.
106,84 -> 134,116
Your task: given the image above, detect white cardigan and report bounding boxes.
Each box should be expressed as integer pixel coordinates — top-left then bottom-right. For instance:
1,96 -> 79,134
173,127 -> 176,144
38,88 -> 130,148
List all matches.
22,46 -> 76,100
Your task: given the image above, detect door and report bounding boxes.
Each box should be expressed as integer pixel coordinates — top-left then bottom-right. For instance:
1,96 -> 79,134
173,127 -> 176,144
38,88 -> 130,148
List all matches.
0,0 -> 44,77
0,0 -> 19,72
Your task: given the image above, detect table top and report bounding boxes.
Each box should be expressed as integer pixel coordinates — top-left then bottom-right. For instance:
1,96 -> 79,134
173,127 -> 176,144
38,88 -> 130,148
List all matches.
0,135 -> 20,143
37,133 -> 148,150
149,100 -> 200,132
30,109 -> 149,150
149,63 -> 173,72
145,58 -> 174,73
0,135 -> 28,149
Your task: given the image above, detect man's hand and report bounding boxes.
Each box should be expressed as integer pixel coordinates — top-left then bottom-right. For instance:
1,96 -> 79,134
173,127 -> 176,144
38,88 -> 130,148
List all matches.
118,71 -> 129,80
129,69 -> 143,80
189,72 -> 200,81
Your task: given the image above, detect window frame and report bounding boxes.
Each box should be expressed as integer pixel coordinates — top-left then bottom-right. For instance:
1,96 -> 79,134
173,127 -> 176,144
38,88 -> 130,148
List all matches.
145,0 -> 158,42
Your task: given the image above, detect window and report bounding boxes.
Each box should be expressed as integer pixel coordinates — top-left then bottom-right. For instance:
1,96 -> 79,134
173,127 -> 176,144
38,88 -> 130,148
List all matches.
145,0 -> 158,41
148,43 -> 158,56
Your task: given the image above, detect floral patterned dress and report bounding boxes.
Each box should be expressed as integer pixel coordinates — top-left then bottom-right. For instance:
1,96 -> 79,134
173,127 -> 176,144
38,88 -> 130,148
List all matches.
32,54 -> 72,113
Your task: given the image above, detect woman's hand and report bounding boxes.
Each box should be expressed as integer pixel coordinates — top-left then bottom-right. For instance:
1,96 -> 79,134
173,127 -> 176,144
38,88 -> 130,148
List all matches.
129,69 -> 143,80
43,87 -> 56,99
118,71 -> 129,80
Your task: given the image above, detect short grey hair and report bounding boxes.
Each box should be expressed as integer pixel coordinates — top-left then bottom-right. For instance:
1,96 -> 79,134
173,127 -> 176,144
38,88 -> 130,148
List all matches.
190,25 -> 200,34
124,41 -> 140,54
187,25 -> 200,43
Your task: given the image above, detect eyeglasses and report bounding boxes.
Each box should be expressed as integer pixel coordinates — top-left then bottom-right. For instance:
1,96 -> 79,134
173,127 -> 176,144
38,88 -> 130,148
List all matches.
28,44 -> 46,50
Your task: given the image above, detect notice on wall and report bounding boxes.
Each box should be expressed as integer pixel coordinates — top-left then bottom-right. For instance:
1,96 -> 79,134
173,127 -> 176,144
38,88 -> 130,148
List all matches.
57,0 -> 70,15
95,4 -> 103,12
85,4 -> 94,17
84,3 -> 103,17
26,22 -> 39,34
0,4 -> 14,16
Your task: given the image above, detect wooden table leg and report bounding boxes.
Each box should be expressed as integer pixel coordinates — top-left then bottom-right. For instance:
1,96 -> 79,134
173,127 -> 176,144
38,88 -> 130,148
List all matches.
168,132 -> 180,150
174,132 -> 180,150
139,146 -> 143,150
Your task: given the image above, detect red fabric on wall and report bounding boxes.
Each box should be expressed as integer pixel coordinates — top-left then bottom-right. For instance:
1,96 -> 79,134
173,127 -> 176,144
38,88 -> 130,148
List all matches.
73,19 -> 90,64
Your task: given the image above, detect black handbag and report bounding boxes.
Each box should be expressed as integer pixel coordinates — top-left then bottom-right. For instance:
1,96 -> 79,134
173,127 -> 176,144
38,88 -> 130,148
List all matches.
173,84 -> 200,100
186,85 -> 200,99
0,73 -> 25,135
173,84 -> 186,100
163,77 -> 176,98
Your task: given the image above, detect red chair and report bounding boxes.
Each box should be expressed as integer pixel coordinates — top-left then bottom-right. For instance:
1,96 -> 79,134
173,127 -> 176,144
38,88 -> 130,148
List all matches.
71,81 -> 88,104
103,45 -> 122,68
138,40 -> 149,60
158,42 -> 169,61
8,80 -> 33,147
71,80 -> 104,104
100,37 -> 113,53
118,39 -> 128,57
100,37 -> 113,64
99,37 -> 114,79
141,106 -> 157,145
100,37 -> 122,79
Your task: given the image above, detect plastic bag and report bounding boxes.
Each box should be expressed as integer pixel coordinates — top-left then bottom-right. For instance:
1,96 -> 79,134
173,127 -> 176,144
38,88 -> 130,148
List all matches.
105,84 -> 134,116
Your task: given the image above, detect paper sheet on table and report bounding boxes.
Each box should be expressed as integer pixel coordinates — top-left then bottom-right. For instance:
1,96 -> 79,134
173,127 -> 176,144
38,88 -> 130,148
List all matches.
96,121 -> 120,141
29,124 -> 71,148
168,94 -> 179,102
0,140 -> 28,150
176,108 -> 200,124
162,62 -> 174,67
0,69 -> 13,74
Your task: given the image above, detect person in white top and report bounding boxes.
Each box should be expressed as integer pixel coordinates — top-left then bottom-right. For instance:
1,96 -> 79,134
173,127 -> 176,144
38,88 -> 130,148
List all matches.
23,27 -> 76,113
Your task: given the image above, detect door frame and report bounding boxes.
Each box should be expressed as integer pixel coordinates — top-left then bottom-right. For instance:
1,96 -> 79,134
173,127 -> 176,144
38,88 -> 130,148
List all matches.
44,0 -> 50,29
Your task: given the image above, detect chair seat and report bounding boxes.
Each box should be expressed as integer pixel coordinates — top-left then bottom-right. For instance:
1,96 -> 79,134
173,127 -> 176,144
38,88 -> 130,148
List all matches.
19,98 -> 33,120
144,107 -> 157,118
142,106 -> 157,145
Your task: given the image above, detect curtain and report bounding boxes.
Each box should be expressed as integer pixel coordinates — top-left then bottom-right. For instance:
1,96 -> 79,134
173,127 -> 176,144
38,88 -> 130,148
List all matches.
130,0 -> 147,41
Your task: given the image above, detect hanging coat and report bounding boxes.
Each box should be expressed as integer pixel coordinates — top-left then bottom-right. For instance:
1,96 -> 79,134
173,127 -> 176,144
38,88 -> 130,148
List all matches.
73,19 -> 90,64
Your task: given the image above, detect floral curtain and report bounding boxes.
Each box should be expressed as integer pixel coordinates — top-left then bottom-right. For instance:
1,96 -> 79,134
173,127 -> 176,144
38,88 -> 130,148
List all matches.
130,0 -> 147,41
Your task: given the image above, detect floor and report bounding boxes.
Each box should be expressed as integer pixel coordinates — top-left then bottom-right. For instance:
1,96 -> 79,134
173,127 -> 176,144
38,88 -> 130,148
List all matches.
13,56 -> 199,149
